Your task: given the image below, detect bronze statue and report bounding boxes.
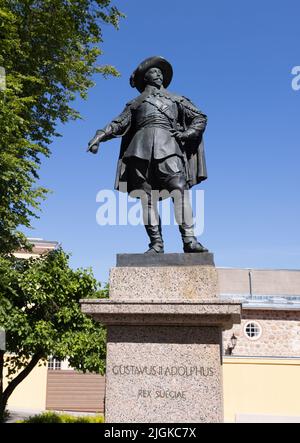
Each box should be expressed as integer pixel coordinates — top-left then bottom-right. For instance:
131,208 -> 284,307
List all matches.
87,56 -> 208,254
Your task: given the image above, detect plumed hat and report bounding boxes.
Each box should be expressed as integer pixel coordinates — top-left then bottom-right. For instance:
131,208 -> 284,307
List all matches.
130,56 -> 173,92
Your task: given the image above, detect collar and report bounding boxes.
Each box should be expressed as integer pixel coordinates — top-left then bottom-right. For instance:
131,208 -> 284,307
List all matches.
144,85 -> 166,95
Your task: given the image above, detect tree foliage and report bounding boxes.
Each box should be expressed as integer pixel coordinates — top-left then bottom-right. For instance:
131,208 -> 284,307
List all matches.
0,248 -> 108,421
0,0 -> 123,252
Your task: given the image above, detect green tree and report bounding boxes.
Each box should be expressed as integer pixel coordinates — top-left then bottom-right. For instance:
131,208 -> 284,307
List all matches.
0,0 -> 123,253
0,248 -> 107,422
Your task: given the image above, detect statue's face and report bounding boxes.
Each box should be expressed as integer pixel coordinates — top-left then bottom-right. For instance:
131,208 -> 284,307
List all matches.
144,67 -> 163,88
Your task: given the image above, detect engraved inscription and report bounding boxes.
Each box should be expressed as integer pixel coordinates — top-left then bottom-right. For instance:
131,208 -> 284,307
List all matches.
112,365 -> 214,377
112,365 -> 215,402
137,388 -> 187,400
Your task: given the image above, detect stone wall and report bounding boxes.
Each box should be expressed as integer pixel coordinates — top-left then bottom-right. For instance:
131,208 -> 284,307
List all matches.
223,309 -> 300,357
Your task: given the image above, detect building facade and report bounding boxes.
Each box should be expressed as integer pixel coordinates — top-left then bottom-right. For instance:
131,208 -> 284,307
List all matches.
221,268 -> 300,357
220,268 -> 300,422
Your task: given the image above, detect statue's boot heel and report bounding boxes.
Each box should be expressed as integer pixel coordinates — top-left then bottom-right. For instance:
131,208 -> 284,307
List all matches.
183,237 -> 208,253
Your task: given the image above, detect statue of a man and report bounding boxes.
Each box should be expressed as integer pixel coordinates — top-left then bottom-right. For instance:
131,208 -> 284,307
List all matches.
87,56 -> 208,254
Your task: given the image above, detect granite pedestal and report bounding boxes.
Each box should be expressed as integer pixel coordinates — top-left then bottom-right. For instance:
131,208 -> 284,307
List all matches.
80,253 -> 241,423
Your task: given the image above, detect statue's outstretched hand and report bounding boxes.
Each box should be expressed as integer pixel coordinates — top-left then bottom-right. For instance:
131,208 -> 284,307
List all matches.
87,143 -> 99,154
87,131 -> 106,154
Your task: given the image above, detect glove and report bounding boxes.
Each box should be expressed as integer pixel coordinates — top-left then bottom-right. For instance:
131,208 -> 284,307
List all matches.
170,128 -> 199,142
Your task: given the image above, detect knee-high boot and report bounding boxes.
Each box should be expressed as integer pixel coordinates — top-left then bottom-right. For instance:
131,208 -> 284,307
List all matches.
144,222 -> 164,254
179,224 -> 208,253
175,191 -> 208,253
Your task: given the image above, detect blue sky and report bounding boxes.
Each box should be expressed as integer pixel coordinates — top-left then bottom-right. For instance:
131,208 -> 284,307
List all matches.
23,0 -> 300,284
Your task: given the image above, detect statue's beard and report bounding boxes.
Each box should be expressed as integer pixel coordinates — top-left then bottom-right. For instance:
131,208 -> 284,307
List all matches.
146,79 -> 163,88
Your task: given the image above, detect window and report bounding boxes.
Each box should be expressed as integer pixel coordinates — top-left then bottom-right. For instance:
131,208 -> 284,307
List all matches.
48,357 -> 61,370
244,321 -> 262,340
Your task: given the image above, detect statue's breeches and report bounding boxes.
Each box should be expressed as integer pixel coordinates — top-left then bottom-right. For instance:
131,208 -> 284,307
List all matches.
127,156 -> 194,231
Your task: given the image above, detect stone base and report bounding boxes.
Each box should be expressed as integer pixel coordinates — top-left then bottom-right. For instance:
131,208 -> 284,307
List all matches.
80,253 -> 241,423
82,299 -> 241,328
105,326 -> 223,423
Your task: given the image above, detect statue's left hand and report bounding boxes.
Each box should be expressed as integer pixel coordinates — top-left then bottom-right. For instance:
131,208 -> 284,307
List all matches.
170,129 -> 188,142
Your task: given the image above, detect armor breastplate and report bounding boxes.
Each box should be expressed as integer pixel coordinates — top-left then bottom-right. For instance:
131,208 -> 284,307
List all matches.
133,95 -> 178,130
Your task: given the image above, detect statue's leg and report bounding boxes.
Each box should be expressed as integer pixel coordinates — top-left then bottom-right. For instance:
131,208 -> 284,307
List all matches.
128,158 -> 164,254
158,156 -> 208,253
140,182 -> 164,254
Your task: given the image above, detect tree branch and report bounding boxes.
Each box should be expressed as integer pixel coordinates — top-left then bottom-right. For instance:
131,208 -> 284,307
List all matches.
1,352 -> 43,407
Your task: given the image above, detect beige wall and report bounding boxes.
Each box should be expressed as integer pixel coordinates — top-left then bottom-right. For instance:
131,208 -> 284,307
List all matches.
4,359 -> 47,411
218,268 -> 300,296
223,309 -> 300,357
218,268 -> 250,295
223,357 -> 300,422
